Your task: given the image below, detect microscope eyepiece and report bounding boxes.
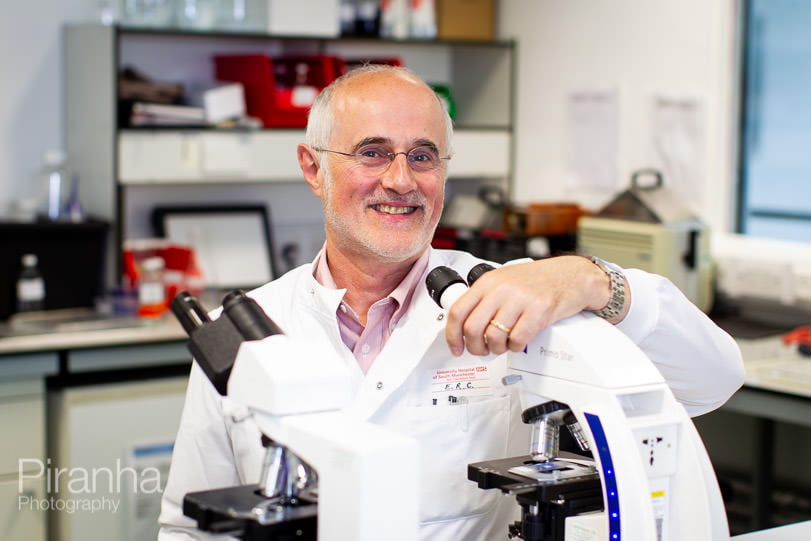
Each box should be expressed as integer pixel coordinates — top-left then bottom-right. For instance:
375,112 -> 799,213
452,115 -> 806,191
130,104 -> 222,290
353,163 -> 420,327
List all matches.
467,263 -> 495,286
170,291 -> 211,335
222,290 -> 283,340
425,266 -> 466,307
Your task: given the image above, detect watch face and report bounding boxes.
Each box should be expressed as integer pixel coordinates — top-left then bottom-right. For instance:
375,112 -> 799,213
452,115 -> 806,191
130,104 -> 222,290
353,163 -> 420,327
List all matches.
592,256 -> 622,273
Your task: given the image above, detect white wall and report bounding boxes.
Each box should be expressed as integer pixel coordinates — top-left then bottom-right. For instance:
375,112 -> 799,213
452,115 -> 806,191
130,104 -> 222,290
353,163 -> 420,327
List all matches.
1,1 -> 741,232
498,0 -> 740,233
0,0 -> 98,215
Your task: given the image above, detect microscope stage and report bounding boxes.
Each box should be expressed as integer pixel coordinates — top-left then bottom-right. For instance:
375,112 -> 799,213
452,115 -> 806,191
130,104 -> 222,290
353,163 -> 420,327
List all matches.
468,453 -> 601,497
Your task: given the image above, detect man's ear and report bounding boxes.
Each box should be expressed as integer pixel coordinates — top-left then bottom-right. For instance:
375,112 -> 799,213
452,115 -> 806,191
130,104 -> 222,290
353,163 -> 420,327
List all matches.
297,144 -> 323,197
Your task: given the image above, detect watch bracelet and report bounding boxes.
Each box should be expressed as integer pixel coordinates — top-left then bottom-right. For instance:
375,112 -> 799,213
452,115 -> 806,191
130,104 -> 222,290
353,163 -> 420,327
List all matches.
590,256 -> 625,319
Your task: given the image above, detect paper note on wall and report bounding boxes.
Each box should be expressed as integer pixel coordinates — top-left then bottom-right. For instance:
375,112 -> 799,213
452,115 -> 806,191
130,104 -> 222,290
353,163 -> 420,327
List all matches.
565,88 -> 620,191
651,95 -> 705,210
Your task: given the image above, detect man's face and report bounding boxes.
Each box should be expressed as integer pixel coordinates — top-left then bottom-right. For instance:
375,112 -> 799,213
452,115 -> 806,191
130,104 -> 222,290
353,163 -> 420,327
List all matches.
316,73 -> 448,265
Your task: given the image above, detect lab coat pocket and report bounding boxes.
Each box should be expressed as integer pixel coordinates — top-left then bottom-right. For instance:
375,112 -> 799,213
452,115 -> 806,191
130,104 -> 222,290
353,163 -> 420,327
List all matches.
407,394 -> 511,524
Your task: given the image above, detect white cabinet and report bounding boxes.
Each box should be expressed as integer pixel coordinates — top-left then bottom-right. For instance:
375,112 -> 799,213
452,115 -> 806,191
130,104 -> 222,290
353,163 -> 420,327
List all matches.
48,376 -> 188,541
0,377 -> 47,541
118,130 -> 305,183
0,476 -> 46,541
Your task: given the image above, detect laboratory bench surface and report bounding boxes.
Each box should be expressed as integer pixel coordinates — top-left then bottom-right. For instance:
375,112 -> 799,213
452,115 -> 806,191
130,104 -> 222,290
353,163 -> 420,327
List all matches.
0,313 -> 186,355
0,314 -> 190,382
716,333 -> 811,532
733,520 -> 811,540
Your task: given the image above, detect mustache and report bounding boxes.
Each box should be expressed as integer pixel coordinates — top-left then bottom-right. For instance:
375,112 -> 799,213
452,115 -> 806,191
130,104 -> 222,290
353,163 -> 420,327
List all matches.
366,191 -> 425,208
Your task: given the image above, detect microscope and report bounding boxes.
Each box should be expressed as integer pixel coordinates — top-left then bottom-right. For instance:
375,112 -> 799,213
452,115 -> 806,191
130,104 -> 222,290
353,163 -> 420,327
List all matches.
426,265 -> 730,541
170,290 -> 419,541
171,261 -> 729,541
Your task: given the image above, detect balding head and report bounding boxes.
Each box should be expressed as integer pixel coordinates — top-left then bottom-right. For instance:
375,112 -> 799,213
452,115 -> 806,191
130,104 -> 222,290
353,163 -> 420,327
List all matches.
305,65 -> 454,156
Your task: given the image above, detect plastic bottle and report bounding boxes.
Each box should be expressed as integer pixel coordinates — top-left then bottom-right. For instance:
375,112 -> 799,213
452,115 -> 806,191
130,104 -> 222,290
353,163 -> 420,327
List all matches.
16,254 -> 46,313
409,0 -> 437,39
380,0 -> 409,39
176,0 -> 216,30
216,0 -> 263,31
339,0 -> 357,36
39,150 -> 69,221
355,1 -> 380,37
137,256 -> 167,319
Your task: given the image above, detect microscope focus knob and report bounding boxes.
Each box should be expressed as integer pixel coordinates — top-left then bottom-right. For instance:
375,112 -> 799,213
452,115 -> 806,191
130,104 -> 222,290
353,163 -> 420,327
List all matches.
521,400 -> 568,424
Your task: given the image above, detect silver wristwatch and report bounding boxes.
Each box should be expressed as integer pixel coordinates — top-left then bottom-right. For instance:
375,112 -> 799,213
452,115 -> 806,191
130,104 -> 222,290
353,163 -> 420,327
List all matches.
589,256 -> 626,320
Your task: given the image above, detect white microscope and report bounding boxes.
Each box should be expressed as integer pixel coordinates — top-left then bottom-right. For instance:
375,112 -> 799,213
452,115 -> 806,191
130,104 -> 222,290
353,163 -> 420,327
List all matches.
427,264 -> 730,541
170,291 -> 419,541
172,258 -> 730,541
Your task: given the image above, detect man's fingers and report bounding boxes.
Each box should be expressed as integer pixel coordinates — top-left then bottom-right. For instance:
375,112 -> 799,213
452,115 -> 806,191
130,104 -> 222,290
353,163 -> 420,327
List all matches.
445,287 -> 481,356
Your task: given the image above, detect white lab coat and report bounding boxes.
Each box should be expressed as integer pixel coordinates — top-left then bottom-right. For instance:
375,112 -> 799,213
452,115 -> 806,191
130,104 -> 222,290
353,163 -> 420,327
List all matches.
158,248 -> 744,540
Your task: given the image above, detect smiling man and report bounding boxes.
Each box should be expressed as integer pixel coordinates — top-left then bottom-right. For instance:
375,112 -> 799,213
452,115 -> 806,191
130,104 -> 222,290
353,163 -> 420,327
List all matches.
159,66 -> 744,540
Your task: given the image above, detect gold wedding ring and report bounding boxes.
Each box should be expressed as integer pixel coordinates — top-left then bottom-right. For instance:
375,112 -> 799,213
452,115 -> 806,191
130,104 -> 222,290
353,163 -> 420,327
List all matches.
489,319 -> 512,334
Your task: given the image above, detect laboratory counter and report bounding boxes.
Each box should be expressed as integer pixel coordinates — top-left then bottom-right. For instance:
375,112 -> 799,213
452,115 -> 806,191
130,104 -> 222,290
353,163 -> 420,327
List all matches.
0,313 -> 191,541
711,332 -> 811,532
733,520 -> 811,540
0,313 -> 189,383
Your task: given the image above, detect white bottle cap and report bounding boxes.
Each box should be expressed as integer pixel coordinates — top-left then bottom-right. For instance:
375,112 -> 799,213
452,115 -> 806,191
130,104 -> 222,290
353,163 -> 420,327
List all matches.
22,253 -> 38,267
45,149 -> 66,166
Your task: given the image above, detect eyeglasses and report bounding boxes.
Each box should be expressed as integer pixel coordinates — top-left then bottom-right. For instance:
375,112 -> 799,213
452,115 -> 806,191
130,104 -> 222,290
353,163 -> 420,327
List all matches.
312,144 -> 451,173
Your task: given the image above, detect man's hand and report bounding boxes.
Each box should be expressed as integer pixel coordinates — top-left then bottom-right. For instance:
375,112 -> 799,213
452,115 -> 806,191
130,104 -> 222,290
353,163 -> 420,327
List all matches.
445,255 -> 629,356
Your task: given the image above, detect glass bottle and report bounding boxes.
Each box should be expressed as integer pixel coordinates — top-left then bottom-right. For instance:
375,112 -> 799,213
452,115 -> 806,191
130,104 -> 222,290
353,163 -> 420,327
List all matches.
137,256 -> 167,319
39,150 -> 68,221
16,254 -> 46,313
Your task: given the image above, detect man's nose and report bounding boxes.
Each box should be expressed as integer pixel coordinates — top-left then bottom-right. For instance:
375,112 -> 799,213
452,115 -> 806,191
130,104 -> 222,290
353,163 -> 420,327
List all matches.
381,153 -> 417,193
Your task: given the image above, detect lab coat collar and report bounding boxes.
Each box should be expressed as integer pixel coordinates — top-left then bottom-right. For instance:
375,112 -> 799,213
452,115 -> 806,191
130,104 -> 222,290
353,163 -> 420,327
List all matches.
303,267 -> 348,318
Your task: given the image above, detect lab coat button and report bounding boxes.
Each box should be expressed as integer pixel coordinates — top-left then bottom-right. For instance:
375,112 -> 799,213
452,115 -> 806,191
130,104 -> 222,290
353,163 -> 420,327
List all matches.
376,381 -> 384,390
437,313 -> 445,321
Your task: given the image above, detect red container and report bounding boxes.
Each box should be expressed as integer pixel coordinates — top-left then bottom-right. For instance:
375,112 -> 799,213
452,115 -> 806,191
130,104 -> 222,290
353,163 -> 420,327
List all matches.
214,54 -> 343,128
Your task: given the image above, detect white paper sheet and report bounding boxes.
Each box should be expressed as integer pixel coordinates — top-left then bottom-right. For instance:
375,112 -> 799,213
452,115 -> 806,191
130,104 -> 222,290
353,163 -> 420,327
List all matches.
565,88 -> 620,191
651,95 -> 705,207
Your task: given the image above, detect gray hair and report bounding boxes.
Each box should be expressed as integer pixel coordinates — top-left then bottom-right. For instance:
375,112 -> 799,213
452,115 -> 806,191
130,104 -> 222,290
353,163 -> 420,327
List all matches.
305,64 -> 454,156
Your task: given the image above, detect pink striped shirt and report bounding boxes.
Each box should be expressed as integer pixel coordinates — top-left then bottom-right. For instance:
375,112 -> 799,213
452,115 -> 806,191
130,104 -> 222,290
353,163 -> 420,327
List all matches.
313,248 -> 430,374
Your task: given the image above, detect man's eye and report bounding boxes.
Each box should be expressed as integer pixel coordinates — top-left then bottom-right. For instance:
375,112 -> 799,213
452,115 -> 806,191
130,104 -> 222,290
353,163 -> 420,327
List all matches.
358,146 -> 388,159
409,148 -> 437,162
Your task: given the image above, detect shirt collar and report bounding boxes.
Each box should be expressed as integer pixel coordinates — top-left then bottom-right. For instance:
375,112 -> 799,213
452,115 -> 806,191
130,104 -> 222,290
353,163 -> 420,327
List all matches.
312,245 -> 430,316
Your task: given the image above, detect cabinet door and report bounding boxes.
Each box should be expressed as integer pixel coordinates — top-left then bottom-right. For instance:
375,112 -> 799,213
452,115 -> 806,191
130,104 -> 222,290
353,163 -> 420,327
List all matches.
0,476 -> 46,541
118,130 -> 304,183
0,396 -> 44,475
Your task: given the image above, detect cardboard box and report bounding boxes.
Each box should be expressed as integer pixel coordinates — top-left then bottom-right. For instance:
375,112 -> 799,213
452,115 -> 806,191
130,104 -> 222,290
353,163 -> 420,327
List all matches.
437,0 -> 495,41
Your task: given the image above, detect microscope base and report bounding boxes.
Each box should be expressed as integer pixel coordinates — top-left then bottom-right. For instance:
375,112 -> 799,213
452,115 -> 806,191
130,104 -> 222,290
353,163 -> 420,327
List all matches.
183,484 -> 317,540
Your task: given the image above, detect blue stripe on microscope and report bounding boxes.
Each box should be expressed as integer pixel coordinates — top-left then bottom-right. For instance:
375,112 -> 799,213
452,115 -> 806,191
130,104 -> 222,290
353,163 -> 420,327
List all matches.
585,413 -> 621,540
